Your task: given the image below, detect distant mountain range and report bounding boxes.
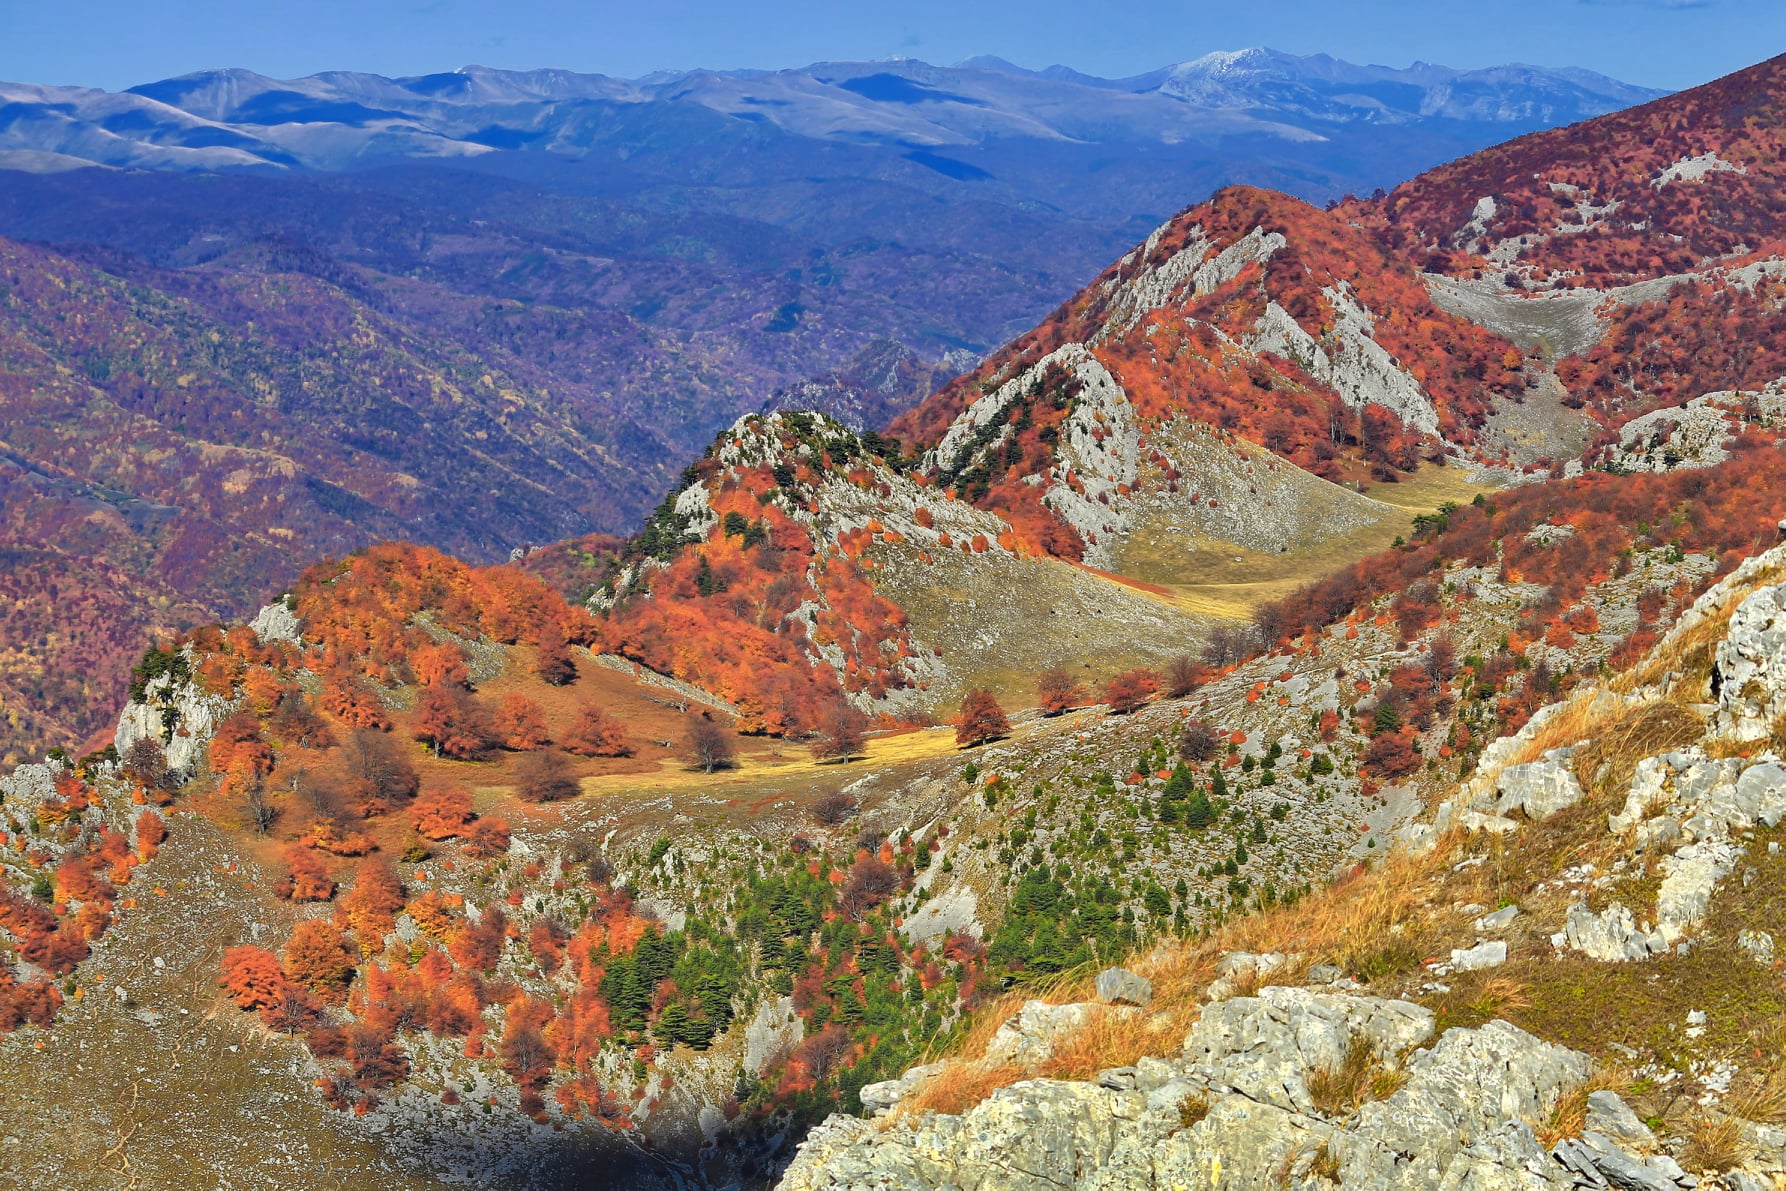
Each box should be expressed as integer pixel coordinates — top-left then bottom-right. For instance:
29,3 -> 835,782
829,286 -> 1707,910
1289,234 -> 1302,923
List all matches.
0,49 -> 1660,174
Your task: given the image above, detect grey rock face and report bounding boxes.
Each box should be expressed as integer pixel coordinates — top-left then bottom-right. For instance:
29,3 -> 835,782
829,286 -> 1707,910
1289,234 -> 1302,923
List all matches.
1713,581 -> 1786,741
776,990 -> 1597,1191
113,663 -> 233,778
248,600 -> 302,645
984,1000 -> 1135,1068
1583,1090 -> 1656,1149
1094,968 -> 1153,1008
1496,757 -> 1585,820
1181,987 -> 1436,1115
1559,901 -> 1665,962
899,883 -> 981,948
743,996 -> 804,1077
1553,1131 -> 1678,1191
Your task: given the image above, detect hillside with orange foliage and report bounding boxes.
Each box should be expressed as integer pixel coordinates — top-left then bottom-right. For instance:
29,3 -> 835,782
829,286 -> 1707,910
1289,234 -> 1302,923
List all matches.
1558,276 -> 1786,425
1357,54 -> 1786,284
77,537 -> 978,1143
888,186 -> 1524,558
601,416 -> 922,733
1260,437 -> 1786,668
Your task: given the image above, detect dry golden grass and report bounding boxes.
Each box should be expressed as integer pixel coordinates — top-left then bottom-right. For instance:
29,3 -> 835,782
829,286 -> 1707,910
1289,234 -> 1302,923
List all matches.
897,1060 -> 1027,1120
1308,1140 -> 1341,1181
1623,559 -> 1786,697
1038,994 -> 1201,1082
1433,974 -> 1533,1035
1306,1035 -> 1407,1118
1735,1071 -> 1786,1127
1502,688 -> 1621,770
888,838 -> 1469,1122
890,945 -> 1219,1121
1573,701 -> 1704,802
1221,835 -> 1464,975
1538,1069 -> 1632,1148
1680,1112 -> 1752,1174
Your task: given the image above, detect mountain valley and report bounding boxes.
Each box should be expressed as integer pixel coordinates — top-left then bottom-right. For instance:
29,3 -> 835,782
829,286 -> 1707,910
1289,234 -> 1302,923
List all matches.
6,44 -> 1786,1191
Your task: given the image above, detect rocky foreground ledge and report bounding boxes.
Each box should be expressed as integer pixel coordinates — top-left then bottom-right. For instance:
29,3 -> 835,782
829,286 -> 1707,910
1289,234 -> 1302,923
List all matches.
777,549 -> 1786,1190
777,985 -> 1754,1190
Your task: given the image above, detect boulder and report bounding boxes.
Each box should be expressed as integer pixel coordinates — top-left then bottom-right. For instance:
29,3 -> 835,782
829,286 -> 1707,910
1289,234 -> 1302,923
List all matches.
1655,838 -> 1740,943
1553,1131 -> 1679,1191
1713,582 -> 1786,741
1458,810 -> 1521,836
1735,761 -> 1786,828
1094,967 -> 1153,1008
984,1000 -> 1133,1067
1558,901 -> 1664,962
1475,905 -> 1520,932
1583,1090 -> 1657,1149
1450,941 -> 1508,971
1739,929 -> 1777,966
857,1061 -> 947,1115
1495,758 -> 1585,821
248,600 -> 302,645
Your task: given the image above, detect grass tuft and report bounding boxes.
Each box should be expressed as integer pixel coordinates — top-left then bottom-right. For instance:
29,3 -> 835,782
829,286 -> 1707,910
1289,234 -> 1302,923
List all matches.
1538,1069 -> 1631,1148
1306,1035 -> 1404,1118
1679,1112 -> 1752,1174
1573,701 -> 1703,803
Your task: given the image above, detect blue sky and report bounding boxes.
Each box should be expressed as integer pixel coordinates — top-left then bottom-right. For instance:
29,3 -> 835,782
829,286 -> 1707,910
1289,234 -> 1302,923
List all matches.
4,0 -> 1780,91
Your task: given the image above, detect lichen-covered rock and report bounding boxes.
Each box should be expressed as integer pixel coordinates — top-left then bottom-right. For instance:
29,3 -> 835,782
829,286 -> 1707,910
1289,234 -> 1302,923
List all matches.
1494,757 -> 1584,821
776,994 -> 1593,1191
1713,581 -> 1786,741
1094,968 -> 1153,1008
1180,988 -> 1434,1115
984,1001 -> 1135,1068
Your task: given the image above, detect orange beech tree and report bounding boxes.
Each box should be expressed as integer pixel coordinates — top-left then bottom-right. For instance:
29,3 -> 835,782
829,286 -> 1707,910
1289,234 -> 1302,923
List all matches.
1104,669 -> 1160,715
493,694 -> 550,751
561,706 -> 632,758
1036,667 -> 1084,716
956,689 -> 1010,747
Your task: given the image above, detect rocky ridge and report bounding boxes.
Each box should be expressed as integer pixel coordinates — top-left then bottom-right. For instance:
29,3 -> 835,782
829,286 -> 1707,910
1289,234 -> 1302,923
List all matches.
776,540 -> 1786,1189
